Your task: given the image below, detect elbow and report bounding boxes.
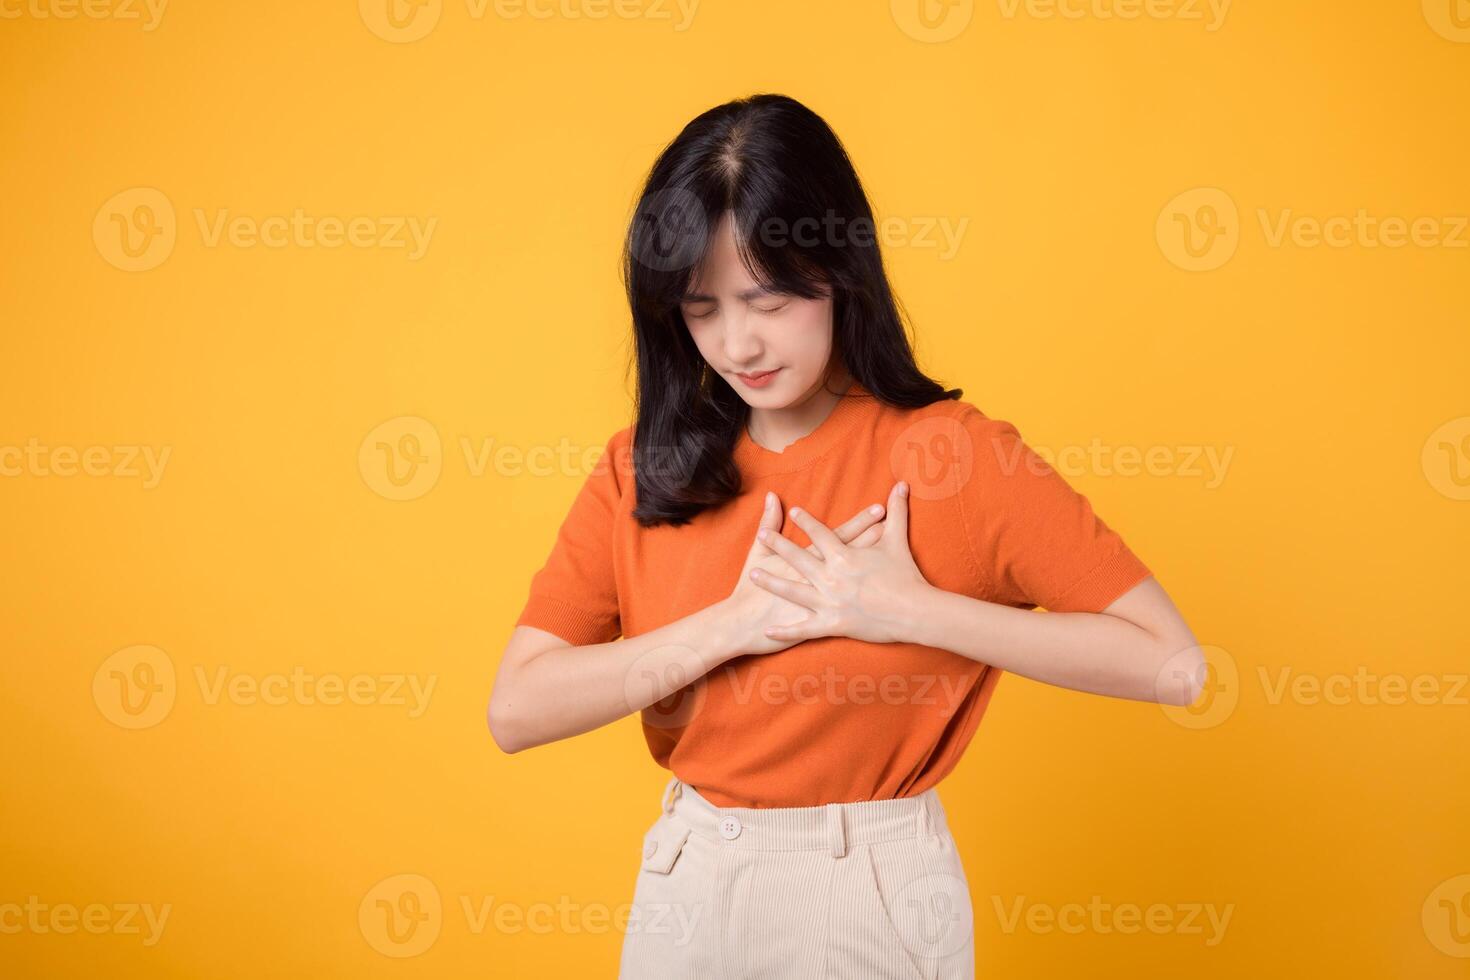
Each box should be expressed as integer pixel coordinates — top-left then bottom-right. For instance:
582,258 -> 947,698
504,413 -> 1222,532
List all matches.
487,694 -> 532,755
1153,643 -> 1208,707
487,707 -> 529,754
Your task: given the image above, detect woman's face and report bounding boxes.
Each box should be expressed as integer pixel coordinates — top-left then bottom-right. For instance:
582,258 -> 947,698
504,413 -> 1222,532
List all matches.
679,211 -> 836,409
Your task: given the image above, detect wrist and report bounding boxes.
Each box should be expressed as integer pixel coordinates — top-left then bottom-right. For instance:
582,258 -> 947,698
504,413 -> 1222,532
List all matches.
892,580 -> 944,647
701,597 -> 748,665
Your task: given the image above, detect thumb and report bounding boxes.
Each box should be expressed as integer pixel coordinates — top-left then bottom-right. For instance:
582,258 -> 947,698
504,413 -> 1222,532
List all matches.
745,491 -> 783,562
881,481 -> 911,551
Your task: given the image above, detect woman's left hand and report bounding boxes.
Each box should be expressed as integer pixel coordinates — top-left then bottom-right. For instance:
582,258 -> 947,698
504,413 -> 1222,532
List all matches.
749,480 -> 933,645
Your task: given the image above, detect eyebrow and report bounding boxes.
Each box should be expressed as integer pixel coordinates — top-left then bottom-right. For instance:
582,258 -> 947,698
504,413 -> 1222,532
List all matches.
680,287 -> 777,303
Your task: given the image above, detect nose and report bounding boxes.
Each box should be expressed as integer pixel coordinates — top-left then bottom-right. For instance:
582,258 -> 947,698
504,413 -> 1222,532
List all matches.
719,309 -> 762,366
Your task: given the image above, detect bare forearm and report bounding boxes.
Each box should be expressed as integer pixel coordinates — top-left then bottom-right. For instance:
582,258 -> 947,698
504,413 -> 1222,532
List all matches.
902,584 -> 1203,705
490,600 -> 742,753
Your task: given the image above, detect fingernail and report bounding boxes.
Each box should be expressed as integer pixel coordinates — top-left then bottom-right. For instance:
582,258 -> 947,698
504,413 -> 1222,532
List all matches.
765,491 -> 775,509
790,506 -> 801,517
757,528 -> 768,541
869,504 -> 883,515
899,481 -> 909,496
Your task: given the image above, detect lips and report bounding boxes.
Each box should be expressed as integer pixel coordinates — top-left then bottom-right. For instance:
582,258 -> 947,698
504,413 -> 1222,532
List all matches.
735,368 -> 781,388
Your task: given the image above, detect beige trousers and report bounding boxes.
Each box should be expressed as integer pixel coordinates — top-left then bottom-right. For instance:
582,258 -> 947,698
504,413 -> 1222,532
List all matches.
618,776 -> 975,979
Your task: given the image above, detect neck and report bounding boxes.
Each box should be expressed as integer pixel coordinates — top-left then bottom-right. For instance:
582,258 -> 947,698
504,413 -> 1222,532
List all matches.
746,365 -> 854,454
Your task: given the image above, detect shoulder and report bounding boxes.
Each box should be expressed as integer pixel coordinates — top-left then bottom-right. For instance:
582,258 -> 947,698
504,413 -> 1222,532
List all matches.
874,394 -> 1027,462
592,424 -> 636,492
875,394 -> 1054,504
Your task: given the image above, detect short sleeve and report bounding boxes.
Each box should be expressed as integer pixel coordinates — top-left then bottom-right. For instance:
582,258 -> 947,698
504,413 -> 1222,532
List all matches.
953,406 -> 1152,613
512,427 -> 628,646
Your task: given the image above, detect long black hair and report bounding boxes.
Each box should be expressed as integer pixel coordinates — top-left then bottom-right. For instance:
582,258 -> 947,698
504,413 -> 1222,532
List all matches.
621,93 -> 961,527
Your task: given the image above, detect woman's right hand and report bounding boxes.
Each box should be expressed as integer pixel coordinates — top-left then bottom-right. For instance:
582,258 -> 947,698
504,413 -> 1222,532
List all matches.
718,491 -> 886,658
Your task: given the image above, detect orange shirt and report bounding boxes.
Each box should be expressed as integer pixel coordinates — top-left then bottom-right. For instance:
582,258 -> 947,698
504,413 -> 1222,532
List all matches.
513,380 -> 1152,807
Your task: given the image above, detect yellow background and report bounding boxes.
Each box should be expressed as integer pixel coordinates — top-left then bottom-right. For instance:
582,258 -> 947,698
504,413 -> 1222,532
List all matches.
3,0 -> 1468,976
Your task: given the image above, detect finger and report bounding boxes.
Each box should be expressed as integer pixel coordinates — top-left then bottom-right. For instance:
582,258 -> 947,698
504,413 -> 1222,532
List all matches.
745,492 -> 784,564
788,505 -> 845,560
762,616 -> 823,644
849,521 -> 885,549
881,481 -> 911,550
809,502 -> 885,557
759,525 -> 824,581
749,567 -> 821,609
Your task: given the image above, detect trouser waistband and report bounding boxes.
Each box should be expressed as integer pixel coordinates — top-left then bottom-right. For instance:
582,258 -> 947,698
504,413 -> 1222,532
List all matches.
659,777 -> 950,858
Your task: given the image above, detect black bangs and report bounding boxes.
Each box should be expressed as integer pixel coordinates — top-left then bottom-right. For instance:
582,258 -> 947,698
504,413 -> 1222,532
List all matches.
618,93 -> 962,527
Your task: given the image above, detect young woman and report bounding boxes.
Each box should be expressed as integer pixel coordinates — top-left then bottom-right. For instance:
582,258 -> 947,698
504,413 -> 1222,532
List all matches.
489,93 -> 1203,979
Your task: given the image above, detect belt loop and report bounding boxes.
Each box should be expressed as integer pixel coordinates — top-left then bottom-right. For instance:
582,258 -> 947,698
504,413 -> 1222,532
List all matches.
661,777 -> 682,816
826,803 -> 846,858
916,791 -> 934,837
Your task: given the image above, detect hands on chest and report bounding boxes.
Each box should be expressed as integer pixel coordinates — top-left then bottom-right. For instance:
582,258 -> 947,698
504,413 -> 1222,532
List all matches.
718,480 -> 935,657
